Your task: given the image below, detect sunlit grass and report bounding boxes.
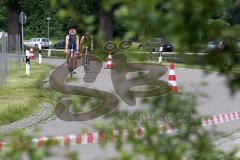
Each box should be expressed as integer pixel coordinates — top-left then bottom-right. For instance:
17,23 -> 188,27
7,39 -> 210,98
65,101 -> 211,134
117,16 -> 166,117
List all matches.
41,50 -> 65,59
0,62 -> 53,125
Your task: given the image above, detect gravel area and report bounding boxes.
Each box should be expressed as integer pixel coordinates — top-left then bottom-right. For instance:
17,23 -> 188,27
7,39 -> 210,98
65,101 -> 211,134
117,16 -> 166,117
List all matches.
0,102 -> 55,133
215,130 -> 240,152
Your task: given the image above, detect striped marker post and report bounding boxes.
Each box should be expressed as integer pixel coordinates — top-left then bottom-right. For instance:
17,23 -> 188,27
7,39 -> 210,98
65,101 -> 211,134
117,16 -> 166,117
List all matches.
158,46 -> 163,64
48,49 -> 51,57
25,50 -> 30,76
38,54 -> 42,64
48,41 -> 52,57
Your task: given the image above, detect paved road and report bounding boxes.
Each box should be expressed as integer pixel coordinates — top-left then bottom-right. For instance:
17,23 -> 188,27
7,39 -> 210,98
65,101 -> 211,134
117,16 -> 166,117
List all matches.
29,57 -> 240,159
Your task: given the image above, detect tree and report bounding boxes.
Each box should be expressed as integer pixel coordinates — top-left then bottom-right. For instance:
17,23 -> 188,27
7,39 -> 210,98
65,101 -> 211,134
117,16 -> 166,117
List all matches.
94,0 -> 240,158
0,5 -> 7,31
50,0 -> 116,41
4,0 -> 20,35
0,0 -> 21,52
20,0 -> 51,38
98,8 -> 113,41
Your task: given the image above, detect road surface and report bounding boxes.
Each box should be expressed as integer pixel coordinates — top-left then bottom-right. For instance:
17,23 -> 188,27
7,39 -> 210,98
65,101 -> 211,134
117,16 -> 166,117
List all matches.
28,57 -> 240,159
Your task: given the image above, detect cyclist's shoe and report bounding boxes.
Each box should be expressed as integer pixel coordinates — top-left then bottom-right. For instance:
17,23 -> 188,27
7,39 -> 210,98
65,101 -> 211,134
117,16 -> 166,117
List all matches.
73,68 -> 77,74
73,69 -> 77,74
65,63 -> 70,68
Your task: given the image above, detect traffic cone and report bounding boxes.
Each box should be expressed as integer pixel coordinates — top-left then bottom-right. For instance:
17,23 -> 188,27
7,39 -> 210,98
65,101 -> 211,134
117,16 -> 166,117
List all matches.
29,47 -> 35,60
168,63 -> 178,92
105,52 -> 114,69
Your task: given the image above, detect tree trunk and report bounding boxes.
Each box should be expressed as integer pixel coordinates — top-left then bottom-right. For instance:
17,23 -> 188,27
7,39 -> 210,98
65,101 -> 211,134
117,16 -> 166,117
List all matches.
7,4 -> 20,53
98,9 -> 113,42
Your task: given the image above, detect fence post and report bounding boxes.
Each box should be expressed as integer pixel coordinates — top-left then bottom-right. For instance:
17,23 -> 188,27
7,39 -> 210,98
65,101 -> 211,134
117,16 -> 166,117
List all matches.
39,54 -> 42,64
0,33 -> 21,86
48,41 -> 52,57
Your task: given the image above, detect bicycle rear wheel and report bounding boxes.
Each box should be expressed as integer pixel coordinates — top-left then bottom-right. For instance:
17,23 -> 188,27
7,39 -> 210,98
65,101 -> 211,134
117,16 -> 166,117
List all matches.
83,55 -> 89,73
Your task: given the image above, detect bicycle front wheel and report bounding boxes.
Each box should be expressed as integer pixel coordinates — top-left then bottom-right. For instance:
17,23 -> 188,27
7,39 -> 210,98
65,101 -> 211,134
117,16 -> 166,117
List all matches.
69,58 -> 74,78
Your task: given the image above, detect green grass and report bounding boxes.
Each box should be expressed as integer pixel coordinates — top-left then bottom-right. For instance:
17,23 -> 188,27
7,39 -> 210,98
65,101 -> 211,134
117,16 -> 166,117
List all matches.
65,76 -> 78,83
232,64 -> 240,73
161,61 -> 240,73
41,50 -> 65,59
120,52 -> 240,73
0,62 -> 53,125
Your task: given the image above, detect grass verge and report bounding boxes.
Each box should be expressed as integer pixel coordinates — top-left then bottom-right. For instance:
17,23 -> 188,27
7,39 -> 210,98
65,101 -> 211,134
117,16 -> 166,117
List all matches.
122,52 -> 240,73
0,62 -> 53,125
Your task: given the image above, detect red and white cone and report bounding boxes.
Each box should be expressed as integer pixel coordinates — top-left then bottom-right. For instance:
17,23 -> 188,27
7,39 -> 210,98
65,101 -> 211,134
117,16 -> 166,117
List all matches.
168,63 -> 178,92
105,54 -> 113,69
29,47 -> 35,60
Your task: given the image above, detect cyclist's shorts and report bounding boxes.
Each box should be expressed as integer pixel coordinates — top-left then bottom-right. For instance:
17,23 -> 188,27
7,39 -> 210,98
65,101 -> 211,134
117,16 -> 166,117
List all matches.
68,44 -> 77,51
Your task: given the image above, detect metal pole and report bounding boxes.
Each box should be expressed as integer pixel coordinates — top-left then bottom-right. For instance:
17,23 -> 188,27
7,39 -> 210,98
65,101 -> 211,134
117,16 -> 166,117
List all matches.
48,20 -> 49,40
47,17 -> 51,40
21,15 -> 24,55
17,34 -> 21,70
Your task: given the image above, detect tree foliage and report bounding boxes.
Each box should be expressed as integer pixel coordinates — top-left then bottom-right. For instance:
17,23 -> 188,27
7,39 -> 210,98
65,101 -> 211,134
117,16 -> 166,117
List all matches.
0,0 -> 240,159
103,0 -> 240,92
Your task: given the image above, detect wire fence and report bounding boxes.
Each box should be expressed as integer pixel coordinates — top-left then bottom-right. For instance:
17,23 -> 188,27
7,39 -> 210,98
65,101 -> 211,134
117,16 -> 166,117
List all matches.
0,33 -> 21,87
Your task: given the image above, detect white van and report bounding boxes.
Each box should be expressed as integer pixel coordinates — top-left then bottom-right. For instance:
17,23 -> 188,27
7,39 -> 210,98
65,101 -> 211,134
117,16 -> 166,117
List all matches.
23,38 -> 50,49
0,32 -> 7,39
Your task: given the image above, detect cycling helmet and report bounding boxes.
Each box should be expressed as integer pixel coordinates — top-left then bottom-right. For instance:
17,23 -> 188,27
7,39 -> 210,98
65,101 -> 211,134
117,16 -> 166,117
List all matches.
84,32 -> 90,39
69,29 -> 76,35
84,32 -> 89,36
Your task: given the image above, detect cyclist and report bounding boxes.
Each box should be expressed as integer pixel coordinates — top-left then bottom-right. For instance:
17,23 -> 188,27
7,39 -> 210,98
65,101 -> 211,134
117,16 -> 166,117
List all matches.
80,32 -> 93,56
65,28 -> 80,71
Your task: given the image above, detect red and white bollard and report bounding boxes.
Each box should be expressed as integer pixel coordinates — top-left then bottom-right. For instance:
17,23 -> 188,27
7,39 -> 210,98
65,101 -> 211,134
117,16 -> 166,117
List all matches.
29,47 -> 35,60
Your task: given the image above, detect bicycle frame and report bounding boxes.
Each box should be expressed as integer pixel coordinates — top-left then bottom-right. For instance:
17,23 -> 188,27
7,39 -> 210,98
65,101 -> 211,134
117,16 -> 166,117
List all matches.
83,46 -> 89,73
69,44 -> 74,78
